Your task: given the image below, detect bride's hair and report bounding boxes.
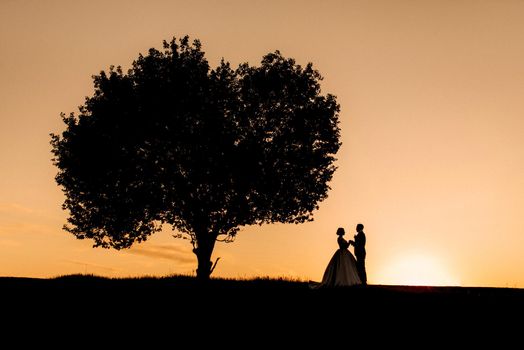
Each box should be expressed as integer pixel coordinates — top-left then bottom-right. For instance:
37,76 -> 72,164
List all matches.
336,227 -> 345,236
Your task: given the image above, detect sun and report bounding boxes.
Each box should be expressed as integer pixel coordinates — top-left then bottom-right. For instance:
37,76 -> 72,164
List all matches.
376,254 -> 460,286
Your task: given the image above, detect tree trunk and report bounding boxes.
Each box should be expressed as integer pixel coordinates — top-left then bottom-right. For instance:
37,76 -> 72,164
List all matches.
194,233 -> 217,280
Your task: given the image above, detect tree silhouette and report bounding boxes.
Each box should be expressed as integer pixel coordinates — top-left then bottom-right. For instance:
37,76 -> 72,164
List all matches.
50,36 -> 341,279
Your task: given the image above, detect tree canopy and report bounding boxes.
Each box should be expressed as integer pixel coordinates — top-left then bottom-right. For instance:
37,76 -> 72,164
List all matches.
51,36 -> 341,278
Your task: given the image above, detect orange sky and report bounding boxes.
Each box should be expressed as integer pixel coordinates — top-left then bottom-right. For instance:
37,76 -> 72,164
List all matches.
1,0 -> 523,287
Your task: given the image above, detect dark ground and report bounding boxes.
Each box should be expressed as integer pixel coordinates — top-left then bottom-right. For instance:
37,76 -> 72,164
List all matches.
1,275 -> 522,343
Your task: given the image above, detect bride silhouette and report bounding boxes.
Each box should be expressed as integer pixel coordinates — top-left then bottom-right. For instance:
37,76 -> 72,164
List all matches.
319,227 -> 361,287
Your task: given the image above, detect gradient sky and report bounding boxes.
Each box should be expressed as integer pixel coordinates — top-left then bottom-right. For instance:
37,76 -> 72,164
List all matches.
1,0 -> 523,287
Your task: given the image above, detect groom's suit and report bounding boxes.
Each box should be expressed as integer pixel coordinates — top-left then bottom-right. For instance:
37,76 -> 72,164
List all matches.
354,231 -> 367,285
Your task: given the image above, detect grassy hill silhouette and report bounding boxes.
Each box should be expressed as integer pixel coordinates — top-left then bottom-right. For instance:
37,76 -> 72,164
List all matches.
1,274 -> 522,340
2,274 -> 522,310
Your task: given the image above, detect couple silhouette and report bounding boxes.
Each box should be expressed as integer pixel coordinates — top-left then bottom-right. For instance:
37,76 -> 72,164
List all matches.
318,224 -> 367,287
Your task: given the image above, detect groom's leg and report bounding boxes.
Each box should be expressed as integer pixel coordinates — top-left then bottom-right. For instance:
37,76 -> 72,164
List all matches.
356,259 -> 367,285
361,261 -> 367,285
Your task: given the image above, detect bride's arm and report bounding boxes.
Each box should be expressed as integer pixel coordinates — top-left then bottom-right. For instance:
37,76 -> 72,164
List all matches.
338,237 -> 350,249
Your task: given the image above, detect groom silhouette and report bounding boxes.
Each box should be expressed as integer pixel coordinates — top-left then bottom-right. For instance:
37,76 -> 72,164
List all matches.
351,223 -> 367,285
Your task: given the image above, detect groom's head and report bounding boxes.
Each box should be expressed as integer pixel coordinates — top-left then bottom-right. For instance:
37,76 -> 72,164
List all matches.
356,223 -> 364,232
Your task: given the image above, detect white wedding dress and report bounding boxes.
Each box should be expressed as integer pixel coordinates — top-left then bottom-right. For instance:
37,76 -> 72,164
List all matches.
319,236 -> 361,287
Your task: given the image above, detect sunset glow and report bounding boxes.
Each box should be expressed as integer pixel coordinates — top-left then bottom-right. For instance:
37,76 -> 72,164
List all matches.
376,254 -> 460,287
1,0 -> 524,288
